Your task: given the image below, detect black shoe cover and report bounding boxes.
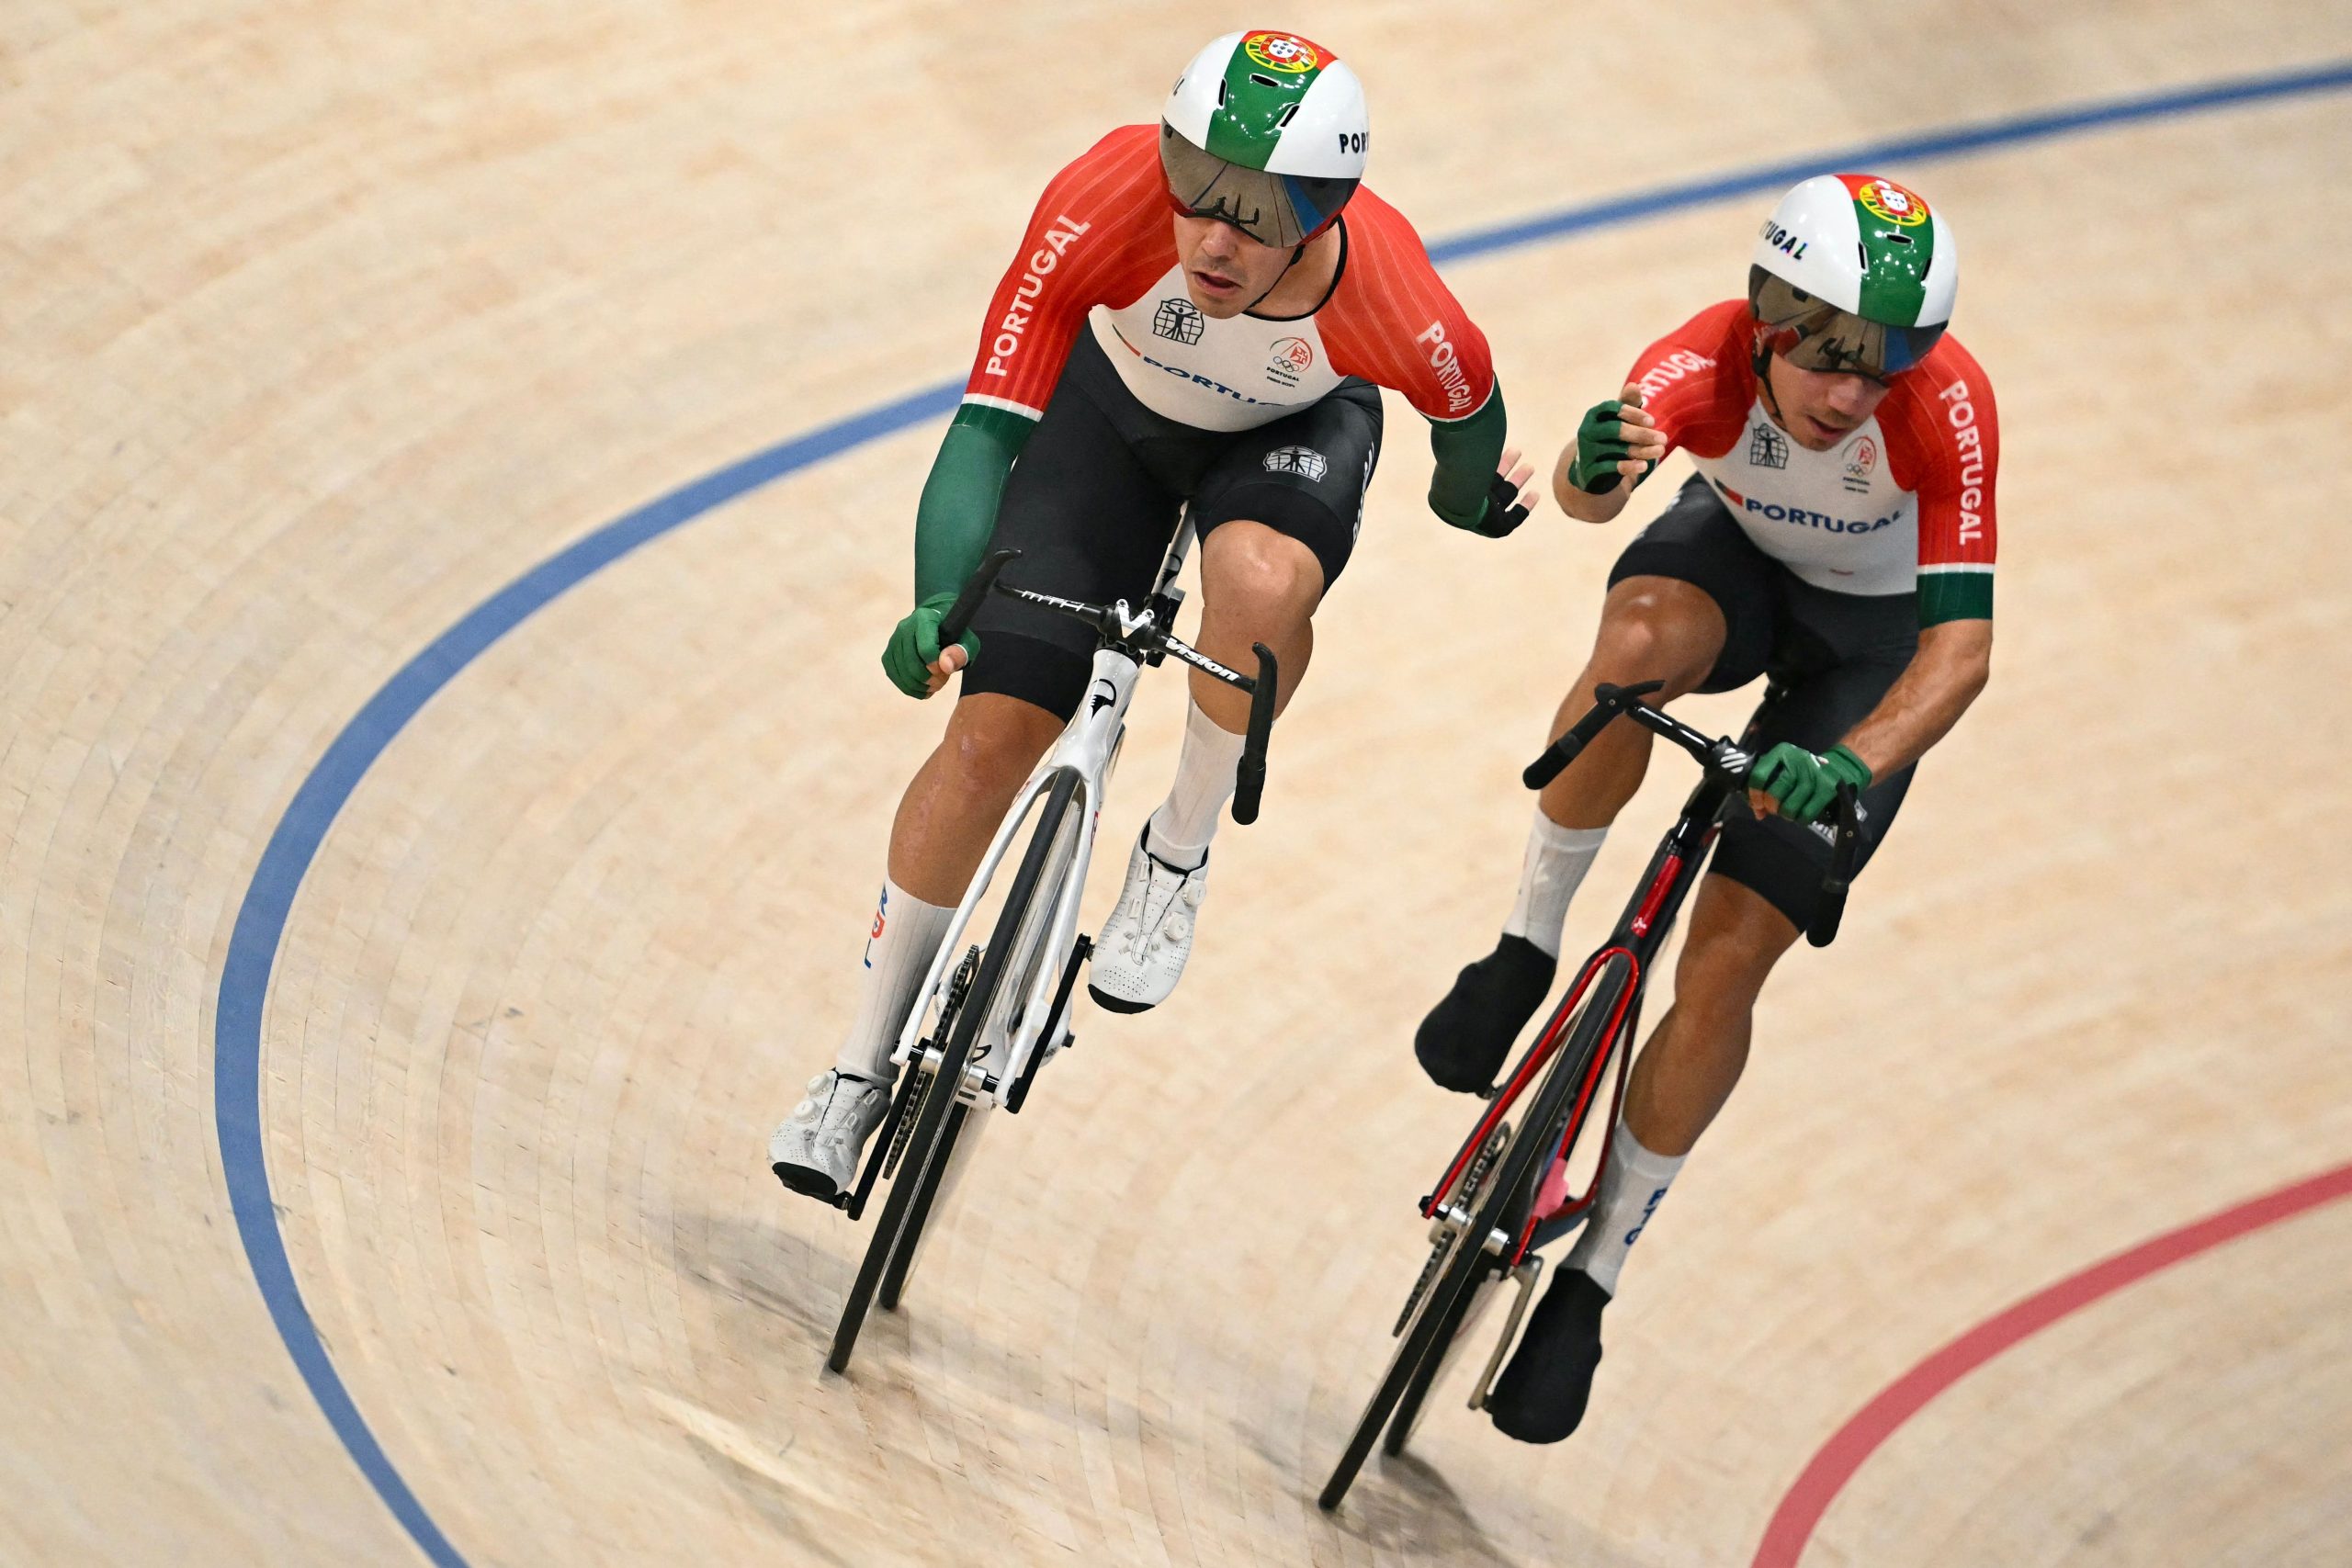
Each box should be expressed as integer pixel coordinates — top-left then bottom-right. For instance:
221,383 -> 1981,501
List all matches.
1486,1268 -> 1610,1444
1413,935 -> 1557,1094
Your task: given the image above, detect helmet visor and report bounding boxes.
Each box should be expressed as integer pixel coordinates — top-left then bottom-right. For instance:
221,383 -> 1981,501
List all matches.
1748,266 -> 1946,378
1160,125 -> 1357,249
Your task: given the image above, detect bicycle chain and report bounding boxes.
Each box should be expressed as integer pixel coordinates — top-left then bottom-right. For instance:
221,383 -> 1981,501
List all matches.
1393,1119 -> 1511,1337
884,945 -> 978,1180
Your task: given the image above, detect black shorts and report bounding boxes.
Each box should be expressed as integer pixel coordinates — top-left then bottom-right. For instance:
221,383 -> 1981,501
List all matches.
963,330 -> 1383,717
1610,474 -> 1921,931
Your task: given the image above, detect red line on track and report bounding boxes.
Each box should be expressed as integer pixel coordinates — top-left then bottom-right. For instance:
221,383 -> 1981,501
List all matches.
1751,1158 -> 2352,1567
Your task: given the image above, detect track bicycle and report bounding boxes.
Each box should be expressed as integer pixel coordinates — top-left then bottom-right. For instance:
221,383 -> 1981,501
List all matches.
1317,679 -> 1860,1509
815,520 -> 1277,1375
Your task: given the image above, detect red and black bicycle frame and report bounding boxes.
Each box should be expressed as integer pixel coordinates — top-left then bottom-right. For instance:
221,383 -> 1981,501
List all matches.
1419,768 -> 1739,1270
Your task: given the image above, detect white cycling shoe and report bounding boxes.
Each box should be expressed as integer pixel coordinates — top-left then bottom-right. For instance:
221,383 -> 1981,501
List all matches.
768,1069 -> 893,1203
1087,829 -> 1210,1014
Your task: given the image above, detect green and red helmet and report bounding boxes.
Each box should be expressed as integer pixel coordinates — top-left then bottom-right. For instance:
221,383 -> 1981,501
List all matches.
1159,29 -> 1368,249
1748,174 -> 1959,378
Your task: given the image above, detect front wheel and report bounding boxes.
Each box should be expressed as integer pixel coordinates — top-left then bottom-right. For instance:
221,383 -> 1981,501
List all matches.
825,770 -> 1080,1375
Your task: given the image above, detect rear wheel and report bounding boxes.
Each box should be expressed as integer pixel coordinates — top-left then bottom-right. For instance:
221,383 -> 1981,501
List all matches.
826,771 -> 1080,1374
1317,953 -> 1634,1509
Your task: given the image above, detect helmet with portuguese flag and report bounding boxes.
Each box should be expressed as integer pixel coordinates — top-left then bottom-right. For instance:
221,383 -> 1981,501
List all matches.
1748,173 -> 1958,378
1160,29 -> 1368,249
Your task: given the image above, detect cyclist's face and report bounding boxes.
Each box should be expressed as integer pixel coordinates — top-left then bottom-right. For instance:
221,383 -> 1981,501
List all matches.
1172,212 -> 1290,317
1766,354 -> 1893,450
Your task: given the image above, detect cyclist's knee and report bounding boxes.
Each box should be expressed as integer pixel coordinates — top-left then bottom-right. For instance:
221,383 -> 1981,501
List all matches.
939,694 -> 1060,795
1202,520 -> 1325,626
1588,578 -> 1724,696
1674,877 -> 1798,1011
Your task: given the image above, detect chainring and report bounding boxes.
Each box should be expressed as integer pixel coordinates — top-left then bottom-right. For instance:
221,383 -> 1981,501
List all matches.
883,945 -> 978,1180
1393,1118 -> 1511,1337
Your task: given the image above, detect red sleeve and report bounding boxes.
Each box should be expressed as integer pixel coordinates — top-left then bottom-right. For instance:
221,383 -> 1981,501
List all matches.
960,125 -> 1174,421
1317,187 -> 1497,422
1623,300 -> 1755,461
1881,337 -> 1998,566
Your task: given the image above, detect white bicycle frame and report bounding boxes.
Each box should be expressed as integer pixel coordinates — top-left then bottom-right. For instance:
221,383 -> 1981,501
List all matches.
887,519 -> 1198,1111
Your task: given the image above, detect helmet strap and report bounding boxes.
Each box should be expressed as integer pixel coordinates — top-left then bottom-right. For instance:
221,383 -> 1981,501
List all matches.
1750,327 -> 1790,428
1242,239 -> 1313,312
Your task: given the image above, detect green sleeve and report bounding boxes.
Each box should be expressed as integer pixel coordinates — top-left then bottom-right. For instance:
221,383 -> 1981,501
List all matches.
912,403 -> 1037,604
1423,383 -> 1509,530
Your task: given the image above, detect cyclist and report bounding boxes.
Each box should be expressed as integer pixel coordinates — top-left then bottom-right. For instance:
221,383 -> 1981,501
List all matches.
1417,174 -> 1997,1441
771,29 -> 1540,1201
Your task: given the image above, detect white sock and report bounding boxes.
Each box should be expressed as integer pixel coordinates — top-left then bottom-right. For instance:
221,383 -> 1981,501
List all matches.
834,876 -> 953,1083
1145,699 -> 1245,869
1501,811 -> 1609,959
1562,1122 -> 1685,1296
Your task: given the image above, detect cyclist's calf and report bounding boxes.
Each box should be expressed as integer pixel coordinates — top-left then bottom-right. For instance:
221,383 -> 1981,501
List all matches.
1622,875 -> 1798,1156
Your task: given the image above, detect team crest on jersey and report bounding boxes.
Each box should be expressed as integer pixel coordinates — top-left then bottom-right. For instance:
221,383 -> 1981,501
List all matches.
1748,421 -> 1790,469
1152,297 -> 1205,345
1263,445 -> 1329,481
1265,336 -> 1316,388
1842,434 -> 1880,493
1856,178 -> 1928,228
1244,31 -> 1321,73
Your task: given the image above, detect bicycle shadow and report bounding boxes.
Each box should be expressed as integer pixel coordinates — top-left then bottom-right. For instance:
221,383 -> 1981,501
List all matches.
1316,1442 -> 1645,1566
671,1204 -> 852,1348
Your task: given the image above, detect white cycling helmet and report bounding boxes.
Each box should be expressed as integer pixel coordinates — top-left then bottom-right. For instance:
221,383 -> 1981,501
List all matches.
1749,173 -> 1959,377
1160,29 -> 1368,248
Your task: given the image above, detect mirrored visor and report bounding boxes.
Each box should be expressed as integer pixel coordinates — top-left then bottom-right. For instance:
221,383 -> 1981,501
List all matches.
1159,126 -> 1356,250
1748,267 -> 1945,379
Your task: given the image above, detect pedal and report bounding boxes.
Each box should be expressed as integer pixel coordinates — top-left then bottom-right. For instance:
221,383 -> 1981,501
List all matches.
1467,1256 -> 1544,1411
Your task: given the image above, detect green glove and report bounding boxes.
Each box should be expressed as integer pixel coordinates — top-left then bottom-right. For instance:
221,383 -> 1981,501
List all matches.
1749,743 -> 1872,825
880,593 -> 979,699
1567,398 -> 1656,495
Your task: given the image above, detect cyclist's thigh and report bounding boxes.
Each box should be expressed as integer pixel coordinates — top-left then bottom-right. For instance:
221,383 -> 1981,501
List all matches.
1711,591 -> 1919,931
1187,379 -> 1383,600
1608,475 -> 1781,693
966,348 -> 1188,720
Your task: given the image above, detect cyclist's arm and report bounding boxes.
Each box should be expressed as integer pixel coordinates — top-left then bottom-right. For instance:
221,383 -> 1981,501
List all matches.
1844,344 -> 2000,777
916,124 -> 1170,601
1551,441 -> 1635,524
1317,191 -> 1521,532
1838,616 -> 1992,778
1425,384 -> 1509,529
1554,304 -> 1752,525
911,411 -> 1028,602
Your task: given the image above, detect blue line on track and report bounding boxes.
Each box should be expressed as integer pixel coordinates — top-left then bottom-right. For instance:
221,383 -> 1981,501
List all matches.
211,59 -> 2350,1567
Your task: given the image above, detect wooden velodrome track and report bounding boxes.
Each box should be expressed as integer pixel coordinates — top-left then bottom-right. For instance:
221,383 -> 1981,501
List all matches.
6,3 -> 2349,1563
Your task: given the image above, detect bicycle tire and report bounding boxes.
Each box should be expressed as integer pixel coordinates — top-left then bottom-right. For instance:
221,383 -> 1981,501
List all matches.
877,1100 -> 967,1312
1318,952 -> 1634,1509
1381,1265 -> 1489,1457
826,770 -> 1080,1374
877,795 -> 1071,1311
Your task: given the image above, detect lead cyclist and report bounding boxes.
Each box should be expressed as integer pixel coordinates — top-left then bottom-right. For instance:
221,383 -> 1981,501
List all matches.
1418,175 -> 2000,1441
770,30 -> 1542,1201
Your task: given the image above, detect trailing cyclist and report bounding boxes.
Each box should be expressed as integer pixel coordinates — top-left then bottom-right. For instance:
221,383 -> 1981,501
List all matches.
772,29 -> 1540,1201
1416,173 -> 1998,1441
